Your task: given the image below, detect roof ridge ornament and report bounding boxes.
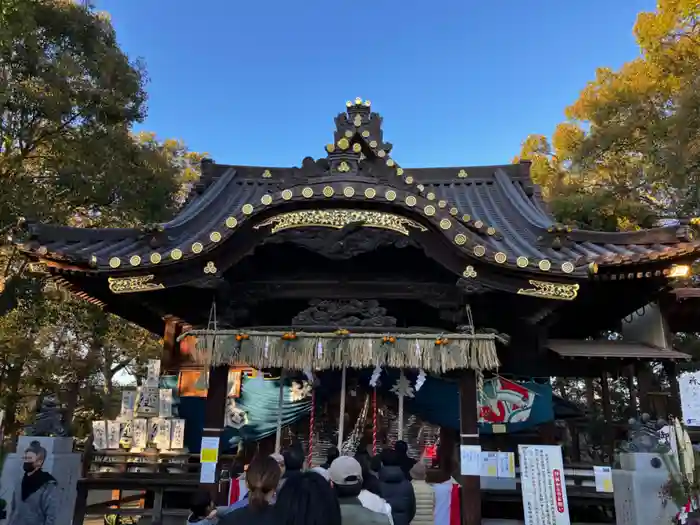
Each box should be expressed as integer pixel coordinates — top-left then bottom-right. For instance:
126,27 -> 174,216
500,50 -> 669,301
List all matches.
322,98 -> 399,180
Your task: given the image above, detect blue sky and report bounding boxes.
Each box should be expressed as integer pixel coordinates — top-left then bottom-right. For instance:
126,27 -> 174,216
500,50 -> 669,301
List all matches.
96,0 -> 654,168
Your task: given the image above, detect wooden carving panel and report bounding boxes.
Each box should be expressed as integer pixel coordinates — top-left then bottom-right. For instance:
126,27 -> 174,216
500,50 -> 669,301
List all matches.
262,225 -> 419,260
291,299 -> 397,328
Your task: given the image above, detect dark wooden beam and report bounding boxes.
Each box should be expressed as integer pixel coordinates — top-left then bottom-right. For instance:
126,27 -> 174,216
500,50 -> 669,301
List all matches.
201,365 -> 229,503
497,350 -> 638,378
227,279 -> 462,306
458,369 -> 481,525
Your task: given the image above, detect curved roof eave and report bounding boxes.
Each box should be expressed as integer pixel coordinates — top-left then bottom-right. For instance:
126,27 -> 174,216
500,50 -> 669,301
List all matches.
15,99 -> 700,281
19,175 -> 593,278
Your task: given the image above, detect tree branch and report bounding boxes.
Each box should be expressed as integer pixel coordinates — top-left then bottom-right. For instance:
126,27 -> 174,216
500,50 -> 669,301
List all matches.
110,357 -> 133,375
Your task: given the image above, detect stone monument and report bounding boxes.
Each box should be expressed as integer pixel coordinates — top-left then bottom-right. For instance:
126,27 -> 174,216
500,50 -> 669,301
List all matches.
24,394 -> 67,437
0,394 -> 82,525
612,415 -> 680,525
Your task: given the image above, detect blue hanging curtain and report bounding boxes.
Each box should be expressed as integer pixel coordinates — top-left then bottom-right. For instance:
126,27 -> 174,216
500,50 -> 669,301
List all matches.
226,375 -> 312,445
178,374 -> 312,452
177,369 -> 555,452
364,369 -> 553,434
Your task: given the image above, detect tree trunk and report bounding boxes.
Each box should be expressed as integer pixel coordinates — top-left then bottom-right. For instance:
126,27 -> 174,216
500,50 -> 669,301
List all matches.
4,365 -> 24,449
555,378 -> 567,398
63,381 -> 81,436
102,372 -> 116,419
585,379 -> 596,409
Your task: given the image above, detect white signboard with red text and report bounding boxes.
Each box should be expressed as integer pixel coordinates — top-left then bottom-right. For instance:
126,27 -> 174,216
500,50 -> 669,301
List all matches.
518,445 -> 571,525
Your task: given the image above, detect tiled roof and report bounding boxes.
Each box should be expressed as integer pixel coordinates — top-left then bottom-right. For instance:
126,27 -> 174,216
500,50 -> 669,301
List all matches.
549,339 -> 690,360
17,100 -> 700,279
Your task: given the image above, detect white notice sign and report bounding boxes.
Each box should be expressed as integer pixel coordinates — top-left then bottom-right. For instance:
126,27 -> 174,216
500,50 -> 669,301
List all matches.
497,452 -> 516,478
146,359 -> 161,387
459,445 -> 481,476
200,462 -> 216,483
518,445 -> 571,525
679,371 -> 700,426
120,390 -> 136,418
593,466 -> 613,493
159,388 -> 173,418
480,452 -> 498,477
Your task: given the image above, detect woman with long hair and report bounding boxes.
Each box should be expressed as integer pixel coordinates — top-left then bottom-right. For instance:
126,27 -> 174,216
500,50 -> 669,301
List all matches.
219,455 -> 281,525
274,471 -> 341,525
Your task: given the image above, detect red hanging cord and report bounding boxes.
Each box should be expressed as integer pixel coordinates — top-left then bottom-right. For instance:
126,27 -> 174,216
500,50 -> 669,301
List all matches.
372,387 -> 378,455
307,387 -> 316,467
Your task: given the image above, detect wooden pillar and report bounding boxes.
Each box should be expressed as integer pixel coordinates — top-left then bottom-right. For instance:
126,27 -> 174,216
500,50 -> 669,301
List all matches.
202,365 -> 229,503
458,370 -> 481,525
636,362 -> 653,415
539,421 -> 557,445
438,426 -> 456,480
600,372 -> 614,465
663,361 -> 682,418
161,318 -> 182,374
571,425 -> 581,462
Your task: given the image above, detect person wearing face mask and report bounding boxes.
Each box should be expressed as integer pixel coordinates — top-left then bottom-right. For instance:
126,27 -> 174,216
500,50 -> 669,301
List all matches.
8,441 -> 58,525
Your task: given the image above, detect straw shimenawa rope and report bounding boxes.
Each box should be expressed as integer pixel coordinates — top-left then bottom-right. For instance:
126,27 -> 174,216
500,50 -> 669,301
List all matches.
183,330 -> 500,373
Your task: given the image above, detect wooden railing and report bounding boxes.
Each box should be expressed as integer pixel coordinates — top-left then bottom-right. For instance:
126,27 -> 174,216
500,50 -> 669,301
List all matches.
75,451 -> 239,524
73,473 -> 199,525
73,452 -> 614,524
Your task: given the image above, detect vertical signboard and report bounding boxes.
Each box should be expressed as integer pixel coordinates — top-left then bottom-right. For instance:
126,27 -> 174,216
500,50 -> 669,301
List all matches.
518,445 -> 571,525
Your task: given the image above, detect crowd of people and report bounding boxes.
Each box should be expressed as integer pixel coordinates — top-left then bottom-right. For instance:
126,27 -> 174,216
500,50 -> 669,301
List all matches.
187,441 -> 436,525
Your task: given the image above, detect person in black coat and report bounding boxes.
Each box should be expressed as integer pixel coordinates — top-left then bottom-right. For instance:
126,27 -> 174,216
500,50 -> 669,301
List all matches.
378,449 -> 416,525
356,453 -> 381,496
321,446 -> 340,469
281,447 -> 305,484
394,441 -> 416,480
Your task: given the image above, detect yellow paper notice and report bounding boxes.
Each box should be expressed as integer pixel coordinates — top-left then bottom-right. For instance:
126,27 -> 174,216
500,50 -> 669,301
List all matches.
201,448 -> 218,463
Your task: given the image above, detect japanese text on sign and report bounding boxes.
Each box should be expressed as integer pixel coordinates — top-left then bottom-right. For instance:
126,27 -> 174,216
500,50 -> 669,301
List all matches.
518,445 -> 571,525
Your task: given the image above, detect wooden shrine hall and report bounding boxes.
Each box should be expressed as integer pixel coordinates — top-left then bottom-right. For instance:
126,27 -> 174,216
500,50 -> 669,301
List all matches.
10,98 -> 698,525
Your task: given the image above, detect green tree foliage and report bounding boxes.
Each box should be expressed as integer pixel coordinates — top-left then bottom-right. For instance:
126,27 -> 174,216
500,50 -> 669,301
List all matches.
0,0 -> 204,439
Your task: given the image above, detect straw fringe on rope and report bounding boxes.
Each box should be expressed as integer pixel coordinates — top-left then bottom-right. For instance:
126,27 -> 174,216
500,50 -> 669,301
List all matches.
183,331 -> 500,373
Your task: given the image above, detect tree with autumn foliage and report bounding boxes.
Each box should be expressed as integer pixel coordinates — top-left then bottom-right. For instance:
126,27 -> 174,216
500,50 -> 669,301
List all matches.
516,0 -> 700,231
0,0 -> 204,439
516,0 -> 700,462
